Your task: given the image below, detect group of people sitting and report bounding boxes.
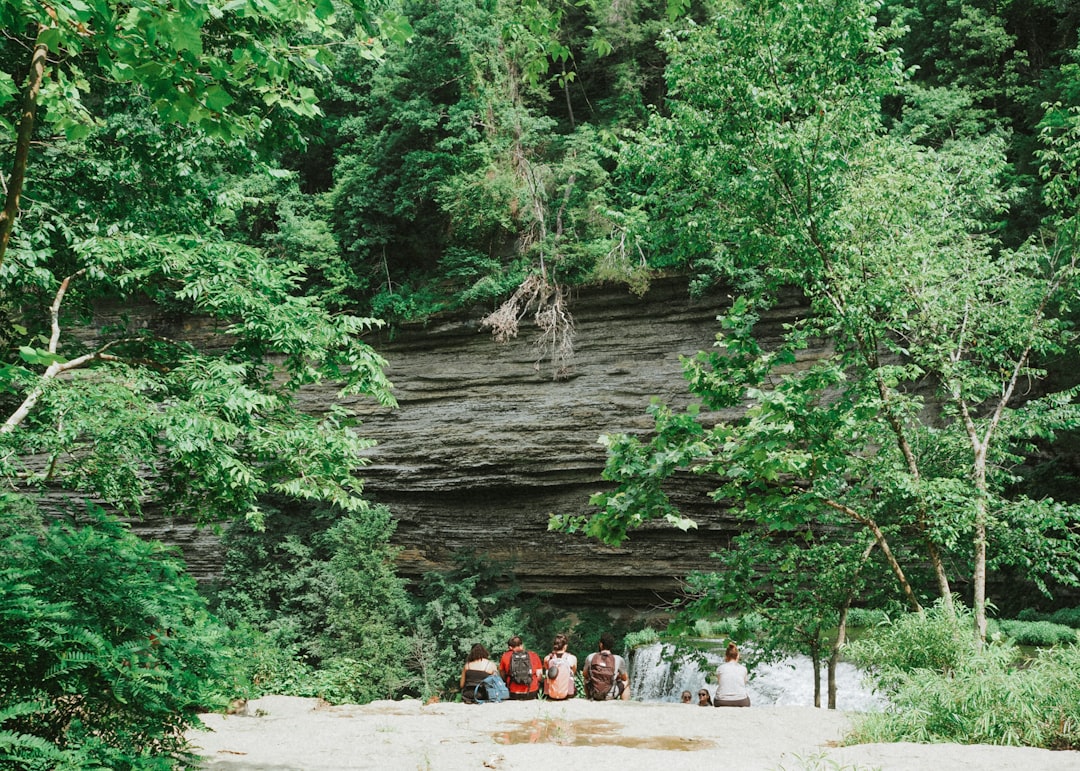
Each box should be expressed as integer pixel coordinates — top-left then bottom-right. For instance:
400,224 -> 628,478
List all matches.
679,642 -> 751,708
459,632 -> 631,703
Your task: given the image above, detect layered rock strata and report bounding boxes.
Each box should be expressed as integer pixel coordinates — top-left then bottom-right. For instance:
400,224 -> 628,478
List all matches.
110,277 -> 815,609
342,278 -> 813,608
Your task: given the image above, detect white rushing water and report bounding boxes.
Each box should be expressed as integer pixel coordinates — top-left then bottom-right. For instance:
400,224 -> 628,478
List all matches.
628,641 -> 888,711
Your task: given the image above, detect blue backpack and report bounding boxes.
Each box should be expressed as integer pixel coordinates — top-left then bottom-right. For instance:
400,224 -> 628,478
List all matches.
475,673 -> 509,703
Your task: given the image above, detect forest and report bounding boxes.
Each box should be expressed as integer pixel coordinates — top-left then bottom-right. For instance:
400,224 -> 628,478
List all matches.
3,0 -> 1080,767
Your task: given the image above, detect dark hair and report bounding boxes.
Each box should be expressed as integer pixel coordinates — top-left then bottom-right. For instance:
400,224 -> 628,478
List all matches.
467,643 -> 490,663
552,633 -> 569,653
725,642 -> 740,662
599,632 -> 616,651
507,635 -> 523,649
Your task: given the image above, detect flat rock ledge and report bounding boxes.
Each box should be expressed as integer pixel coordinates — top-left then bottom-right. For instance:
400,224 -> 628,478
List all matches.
187,695 -> 1080,771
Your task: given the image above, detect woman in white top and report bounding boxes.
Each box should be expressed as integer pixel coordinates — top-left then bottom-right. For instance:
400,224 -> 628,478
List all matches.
713,642 -> 750,707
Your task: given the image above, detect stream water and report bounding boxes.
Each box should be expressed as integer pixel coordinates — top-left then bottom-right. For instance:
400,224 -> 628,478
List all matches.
628,641 -> 888,711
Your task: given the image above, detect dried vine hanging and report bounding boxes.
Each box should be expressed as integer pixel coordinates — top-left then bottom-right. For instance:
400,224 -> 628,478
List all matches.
481,273 -> 574,379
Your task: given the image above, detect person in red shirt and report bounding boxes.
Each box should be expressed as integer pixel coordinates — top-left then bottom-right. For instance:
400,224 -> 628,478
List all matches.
498,635 -> 542,700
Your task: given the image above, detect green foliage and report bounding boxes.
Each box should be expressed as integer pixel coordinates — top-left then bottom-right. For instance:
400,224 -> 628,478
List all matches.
622,627 -> 660,649
0,504 -> 241,770
211,504 -> 416,703
0,0 -> 380,144
318,507 -> 417,701
409,554 -> 558,700
846,601 -> 983,688
1,231 -> 395,523
990,619 -> 1080,647
848,606 -> 1080,749
690,615 -> 766,640
1016,606 -> 1080,629
844,607 -> 891,629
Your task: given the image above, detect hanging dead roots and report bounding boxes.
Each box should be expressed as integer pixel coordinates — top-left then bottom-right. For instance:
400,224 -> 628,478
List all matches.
481,274 -> 575,379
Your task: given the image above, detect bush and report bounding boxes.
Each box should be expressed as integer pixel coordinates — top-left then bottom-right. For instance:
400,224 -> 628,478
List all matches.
845,607 -> 890,629
849,642 -> 1080,749
623,628 -> 660,649
0,505 -> 241,770
211,504 -> 417,703
845,600 -> 976,691
846,601 -> 1080,749
1017,606 -> 1080,629
990,619 -> 1079,647
687,614 -> 765,640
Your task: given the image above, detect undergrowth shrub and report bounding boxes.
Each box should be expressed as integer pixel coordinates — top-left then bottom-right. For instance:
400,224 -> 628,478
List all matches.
846,601 -> 1080,749
623,628 -> 660,649
1017,606 -> 1080,629
844,607 -> 890,629
0,504 -> 240,771
990,619 -> 1079,647
214,507 -> 585,704
686,614 -> 765,640
213,504 -> 416,704
845,600 -> 974,692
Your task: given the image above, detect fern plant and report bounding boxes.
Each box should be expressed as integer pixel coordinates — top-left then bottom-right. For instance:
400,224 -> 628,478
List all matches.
0,503 -> 242,770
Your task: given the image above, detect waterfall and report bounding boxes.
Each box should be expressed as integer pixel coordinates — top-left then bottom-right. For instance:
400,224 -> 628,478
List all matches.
628,642 -> 888,711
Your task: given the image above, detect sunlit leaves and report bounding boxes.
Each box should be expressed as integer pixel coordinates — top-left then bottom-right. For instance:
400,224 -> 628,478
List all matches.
2,0 -> 377,141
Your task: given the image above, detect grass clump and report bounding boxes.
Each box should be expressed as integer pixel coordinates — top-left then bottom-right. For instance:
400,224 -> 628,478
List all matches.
846,601 -> 1080,750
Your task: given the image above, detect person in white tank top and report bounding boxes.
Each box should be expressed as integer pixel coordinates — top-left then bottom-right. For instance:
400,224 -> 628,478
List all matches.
713,641 -> 750,707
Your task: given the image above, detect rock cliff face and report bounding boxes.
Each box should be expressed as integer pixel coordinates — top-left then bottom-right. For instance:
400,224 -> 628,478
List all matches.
335,278 -> 813,609
121,277 -> 815,610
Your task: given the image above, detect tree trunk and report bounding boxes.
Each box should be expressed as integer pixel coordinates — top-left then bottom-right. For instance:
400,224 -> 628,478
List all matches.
0,32 -> 48,269
972,450 -> 989,644
826,641 -> 838,710
811,648 -> 821,708
823,499 -> 923,613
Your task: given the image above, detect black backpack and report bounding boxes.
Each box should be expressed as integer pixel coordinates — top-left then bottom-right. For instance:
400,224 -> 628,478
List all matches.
586,650 -> 616,699
509,650 -> 533,685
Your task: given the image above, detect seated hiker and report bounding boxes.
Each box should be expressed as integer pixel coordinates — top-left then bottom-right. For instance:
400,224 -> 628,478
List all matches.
498,635 -> 543,701
581,632 -> 630,701
460,643 -> 499,704
542,633 -> 578,701
713,642 -> 751,708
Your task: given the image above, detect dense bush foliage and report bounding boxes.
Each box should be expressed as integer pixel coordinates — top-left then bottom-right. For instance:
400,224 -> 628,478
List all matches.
0,505 -> 241,771
1016,606 -> 1080,629
211,508 -> 613,703
847,602 -> 1080,749
990,619 -> 1080,647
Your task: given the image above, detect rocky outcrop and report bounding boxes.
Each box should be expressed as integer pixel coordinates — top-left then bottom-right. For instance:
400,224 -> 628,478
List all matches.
119,277 -> 815,609
336,277 -> 813,608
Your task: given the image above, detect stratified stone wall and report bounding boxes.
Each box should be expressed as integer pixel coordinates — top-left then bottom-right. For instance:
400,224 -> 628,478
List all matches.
337,278 -> 813,607
116,277 -> 816,609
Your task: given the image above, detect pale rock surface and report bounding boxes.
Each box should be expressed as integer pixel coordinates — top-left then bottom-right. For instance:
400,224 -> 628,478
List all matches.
187,695 -> 1080,771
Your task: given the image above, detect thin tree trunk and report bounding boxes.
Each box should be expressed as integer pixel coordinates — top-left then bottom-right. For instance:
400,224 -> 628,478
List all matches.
827,628 -> 840,710
822,499 -> 923,613
828,539 -> 876,709
972,452 -> 989,644
561,63 -> 575,129
0,33 -> 48,269
811,648 -> 821,708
